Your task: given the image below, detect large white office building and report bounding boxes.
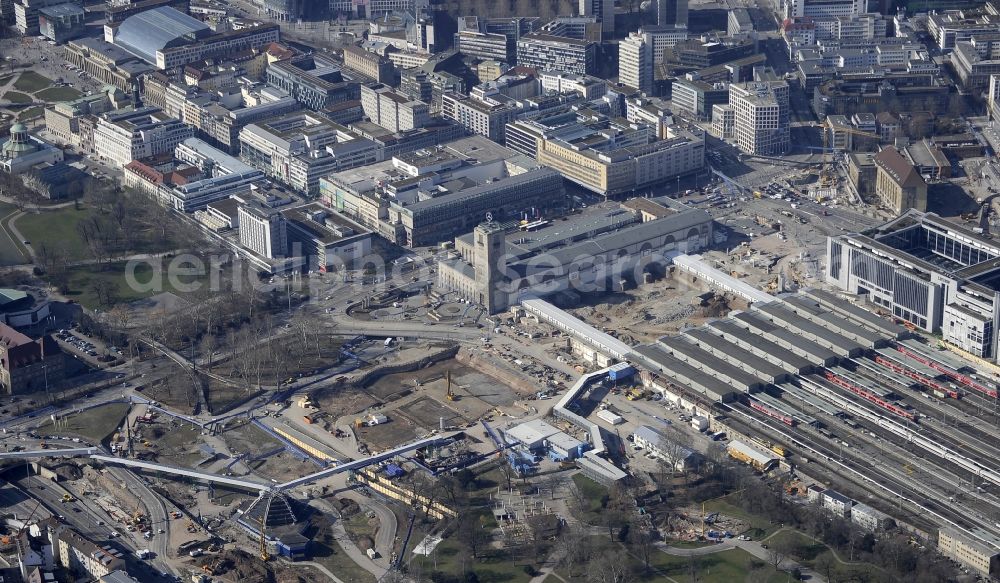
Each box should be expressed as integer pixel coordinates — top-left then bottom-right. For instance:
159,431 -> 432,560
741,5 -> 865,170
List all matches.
619,31 -> 653,94
827,210 -> 1000,360
239,202 -> 288,259
94,107 -> 194,167
728,79 -> 789,156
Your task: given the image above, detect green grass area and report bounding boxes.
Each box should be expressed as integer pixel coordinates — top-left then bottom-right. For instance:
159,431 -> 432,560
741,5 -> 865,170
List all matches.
148,418 -> 205,467
647,547 -> 798,583
556,542 -> 797,583
309,519 -> 377,583
17,106 -> 44,121
59,261 -> 207,309
34,86 -> 82,102
3,91 -> 32,104
13,71 -> 52,93
703,495 -> 782,539
0,75 -> 14,85
16,206 -> 99,261
766,530 -> 827,561
571,473 -> 609,524
667,540 -> 720,549
0,203 -> 28,266
36,403 -> 129,443
220,419 -> 283,455
202,374 -> 262,415
411,537 -> 532,583
766,530 -> 891,581
343,512 -> 379,547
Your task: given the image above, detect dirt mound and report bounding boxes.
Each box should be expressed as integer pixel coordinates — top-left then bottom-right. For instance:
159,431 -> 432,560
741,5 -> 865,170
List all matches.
48,463 -> 83,481
200,549 -> 272,582
331,497 -> 361,517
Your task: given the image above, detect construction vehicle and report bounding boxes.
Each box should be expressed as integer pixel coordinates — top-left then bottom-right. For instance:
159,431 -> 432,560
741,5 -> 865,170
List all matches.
304,411 -> 326,424
2,500 -> 42,547
446,370 -> 457,401
39,441 -> 47,449
626,388 -> 648,401
61,494 -> 73,503
170,511 -> 182,519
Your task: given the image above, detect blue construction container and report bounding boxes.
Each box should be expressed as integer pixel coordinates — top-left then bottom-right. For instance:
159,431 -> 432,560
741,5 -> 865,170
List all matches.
608,362 -> 636,382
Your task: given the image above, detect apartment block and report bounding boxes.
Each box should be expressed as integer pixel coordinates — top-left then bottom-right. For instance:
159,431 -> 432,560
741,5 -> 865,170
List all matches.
441,92 -> 520,142
361,84 -> 430,133
620,31 -> 653,93
938,528 -> 1000,578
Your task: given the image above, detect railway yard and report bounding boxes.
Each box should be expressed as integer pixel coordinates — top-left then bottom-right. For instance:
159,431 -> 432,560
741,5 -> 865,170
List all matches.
628,287 -> 1000,544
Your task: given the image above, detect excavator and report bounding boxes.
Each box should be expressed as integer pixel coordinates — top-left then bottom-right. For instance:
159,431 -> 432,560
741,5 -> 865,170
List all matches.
0,500 -> 43,546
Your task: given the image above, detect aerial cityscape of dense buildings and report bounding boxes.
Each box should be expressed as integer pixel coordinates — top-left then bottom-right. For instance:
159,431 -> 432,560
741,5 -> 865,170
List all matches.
6,0 -> 1000,581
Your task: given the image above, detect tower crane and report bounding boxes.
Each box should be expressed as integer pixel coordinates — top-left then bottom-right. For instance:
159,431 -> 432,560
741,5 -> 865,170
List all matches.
258,494 -> 271,562
820,119 -> 879,188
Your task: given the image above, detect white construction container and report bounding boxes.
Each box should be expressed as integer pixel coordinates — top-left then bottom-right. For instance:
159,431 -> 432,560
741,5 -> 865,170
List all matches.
690,416 -> 710,432
597,409 -> 625,425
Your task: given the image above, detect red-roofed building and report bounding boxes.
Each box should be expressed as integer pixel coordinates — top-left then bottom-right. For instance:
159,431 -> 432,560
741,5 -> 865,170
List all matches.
0,323 -> 65,395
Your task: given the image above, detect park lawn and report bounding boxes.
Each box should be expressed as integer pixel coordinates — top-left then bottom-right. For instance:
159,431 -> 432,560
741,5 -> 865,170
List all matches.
703,495 -> 782,539
343,511 -> 379,546
59,261 -> 208,309
0,75 -> 14,84
36,402 -> 129,443
17,106 -> 44,121
0,203 -> 29,266
571,473 -> 609,524
410,537 -> 533,583
34,86 -> 82,102
13,71 -> 52,92
556,543 -> 797,583
667,540 -> 719,549
766,530 -> 891,580
766,530 -> 828,561
3,91 -> 32,104
16,206 -> 99,261
308,518 -> 377,583
647,547 -> 799,583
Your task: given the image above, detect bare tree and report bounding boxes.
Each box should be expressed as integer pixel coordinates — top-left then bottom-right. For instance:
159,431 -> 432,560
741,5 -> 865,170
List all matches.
766,535 -> 796,571
555,524 -> 592,578
814,552 -> 837,583
457,510 -> 490,559
93,279 -> 117,307
587,549 -> 633,583
628,522 -> 656,574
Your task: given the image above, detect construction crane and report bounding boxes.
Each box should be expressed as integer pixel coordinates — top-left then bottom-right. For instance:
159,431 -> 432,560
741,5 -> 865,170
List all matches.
820,120 -> 879,187
445,370 -> 456,402
258,495 -> 271,562
1,500 -> 43,546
